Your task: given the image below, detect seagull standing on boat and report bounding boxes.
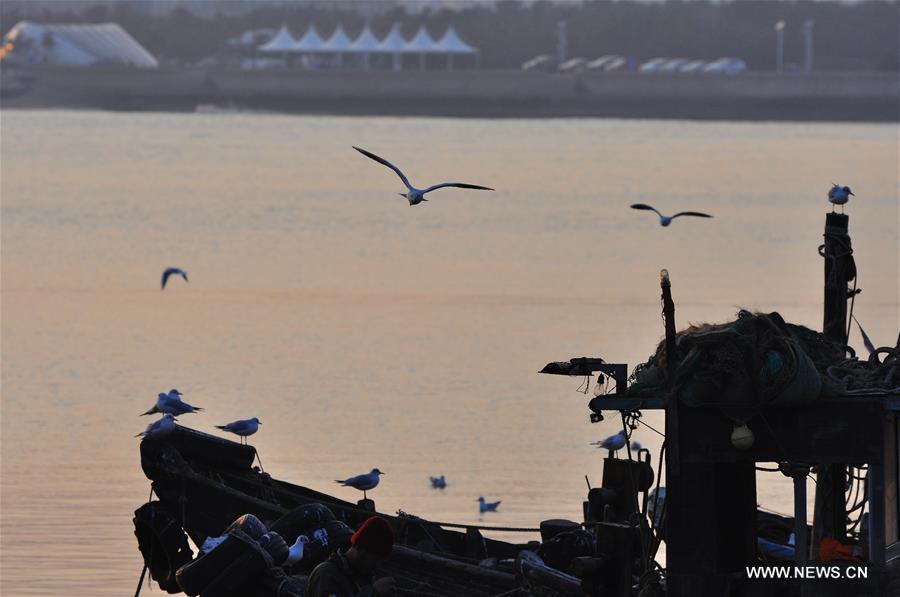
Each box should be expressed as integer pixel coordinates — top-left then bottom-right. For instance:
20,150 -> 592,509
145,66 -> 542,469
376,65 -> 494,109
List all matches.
215,417 -> 260,444
353,146 -> 494,206
283,535 -> 307,566
593,430 -> 628,456
630,204 -> 713,227
335,468 -> 384,500
161,267 -> 189,290
477,497 -> 501,514
429,475 -> 447,489
142,389 -> 203,416
828,184 -> 854,213
136,413 -> 177,438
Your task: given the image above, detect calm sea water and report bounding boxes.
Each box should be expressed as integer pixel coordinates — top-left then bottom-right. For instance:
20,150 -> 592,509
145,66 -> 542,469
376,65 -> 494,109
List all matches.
1,110 -> 897,595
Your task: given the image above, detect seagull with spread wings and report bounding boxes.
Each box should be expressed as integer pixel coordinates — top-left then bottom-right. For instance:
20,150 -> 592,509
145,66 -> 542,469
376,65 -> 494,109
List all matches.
630,204 -> 713,227
161,267 -> 189,290
353,146 -> 493,206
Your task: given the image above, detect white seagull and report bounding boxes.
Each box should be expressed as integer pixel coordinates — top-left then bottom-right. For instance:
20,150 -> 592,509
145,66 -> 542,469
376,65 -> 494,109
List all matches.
353,146 -> 494,206
592,430 -> 627,456
335,468 -> 384,499
630,203 -> 713,227
161,267 -> 189,290
136,413 -> 177,438
215,417 -> 261,444
429,475 -> 447,489
142,389 -> 203,416
283,535 -> 307,566
828,184 -> 854,213
477,496 -> 501,513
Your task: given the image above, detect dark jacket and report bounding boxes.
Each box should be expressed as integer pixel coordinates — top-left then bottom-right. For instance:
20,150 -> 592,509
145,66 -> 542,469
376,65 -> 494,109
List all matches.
307,551 -> 375,597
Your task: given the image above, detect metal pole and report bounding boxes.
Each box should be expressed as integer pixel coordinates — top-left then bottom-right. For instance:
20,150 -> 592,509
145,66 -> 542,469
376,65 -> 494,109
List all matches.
775,20 -> 786,73
803,19 -> 815,73
793,474 -> 807,565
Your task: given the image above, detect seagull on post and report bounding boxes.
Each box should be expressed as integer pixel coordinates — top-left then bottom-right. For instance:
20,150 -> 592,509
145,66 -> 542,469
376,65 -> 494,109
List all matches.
335,468 -> 384,499
142,389 -> 203,416
630,203 -> 713,227
136,413 -> 177,438
353,146 -> 493,206
828,184 -> 854,213
161,267 -> 189,290
215,417 -> 261,444
592,430 -> 628,456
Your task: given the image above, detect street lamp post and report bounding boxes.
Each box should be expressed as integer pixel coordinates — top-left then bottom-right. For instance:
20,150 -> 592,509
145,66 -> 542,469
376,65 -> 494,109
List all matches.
775,20 -> 786,73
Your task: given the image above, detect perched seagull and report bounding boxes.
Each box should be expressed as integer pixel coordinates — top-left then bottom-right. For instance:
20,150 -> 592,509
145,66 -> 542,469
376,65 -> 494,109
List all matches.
592,430 -> 628,456
283,536 -> 307,566
335,468 -> 384,499
215,417 -> 261,444
828,184 -> 854,213
429,475 -> 447,489
353,146 -> 493,206
136,414 -> 177,438
477,496 -> 501,514
161,267 -> 189,290
630,203 -> 713,227
142,390 -> 203,416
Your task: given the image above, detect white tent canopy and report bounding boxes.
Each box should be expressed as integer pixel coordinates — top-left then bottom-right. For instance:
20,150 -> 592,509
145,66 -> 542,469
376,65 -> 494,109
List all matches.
404,26 -> 439,53
258,25 -> 297,53
435,26 -> 477,54
323,25 -> 354,52
293,25 -> 325,52
377,24 -> 409,54
350,26 -> 381,53
3,21 -> 157,68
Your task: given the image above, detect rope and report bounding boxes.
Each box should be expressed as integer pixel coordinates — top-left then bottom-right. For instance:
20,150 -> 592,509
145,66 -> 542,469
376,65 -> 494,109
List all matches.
133,564 -> 147,597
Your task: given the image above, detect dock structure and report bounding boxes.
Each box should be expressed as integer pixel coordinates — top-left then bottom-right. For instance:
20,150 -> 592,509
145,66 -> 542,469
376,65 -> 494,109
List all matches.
572,211 -> 900,596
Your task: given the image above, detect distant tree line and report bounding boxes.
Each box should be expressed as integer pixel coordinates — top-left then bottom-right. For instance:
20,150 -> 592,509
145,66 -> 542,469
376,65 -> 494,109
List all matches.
1,0 -> 897,71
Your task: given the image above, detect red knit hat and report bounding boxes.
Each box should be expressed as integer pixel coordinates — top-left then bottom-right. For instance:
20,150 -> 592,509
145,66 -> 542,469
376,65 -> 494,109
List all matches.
351,516 -> 394,559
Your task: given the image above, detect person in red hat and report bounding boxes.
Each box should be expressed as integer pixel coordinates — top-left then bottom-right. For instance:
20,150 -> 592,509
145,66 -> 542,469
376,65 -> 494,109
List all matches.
307,516 -> 396,596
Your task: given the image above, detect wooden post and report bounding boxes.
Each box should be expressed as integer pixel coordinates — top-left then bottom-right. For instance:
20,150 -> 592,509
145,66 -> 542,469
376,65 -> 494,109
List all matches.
661,269 -> 680,478
813,212 -> 853,555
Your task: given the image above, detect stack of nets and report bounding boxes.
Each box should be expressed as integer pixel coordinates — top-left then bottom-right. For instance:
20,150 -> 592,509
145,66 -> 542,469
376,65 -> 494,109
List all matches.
628,310 -> 849,409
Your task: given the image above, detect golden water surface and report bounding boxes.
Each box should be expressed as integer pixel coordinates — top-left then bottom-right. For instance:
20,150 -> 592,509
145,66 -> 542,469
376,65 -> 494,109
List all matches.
1,110 -> 897,595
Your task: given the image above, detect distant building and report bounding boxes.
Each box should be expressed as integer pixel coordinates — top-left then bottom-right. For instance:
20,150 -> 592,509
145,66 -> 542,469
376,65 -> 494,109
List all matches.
2,21 -> 157,68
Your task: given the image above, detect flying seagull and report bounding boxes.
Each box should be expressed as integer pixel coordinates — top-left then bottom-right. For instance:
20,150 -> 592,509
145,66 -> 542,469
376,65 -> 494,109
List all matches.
630,204 -> 713,227
477,496 -> 501,513
353,146 -> 493,206
828,184 -> 854,213
335,468 -> 384,499
429,475 -> 447,489
136,413 -> 177,438
142,389 -> 203,416
162,267 -> 189,290
215,417 -> 260,444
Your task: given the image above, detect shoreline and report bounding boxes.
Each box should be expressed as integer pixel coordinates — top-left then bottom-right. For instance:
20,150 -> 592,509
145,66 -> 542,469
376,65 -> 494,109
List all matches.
2,67 -> 897,122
